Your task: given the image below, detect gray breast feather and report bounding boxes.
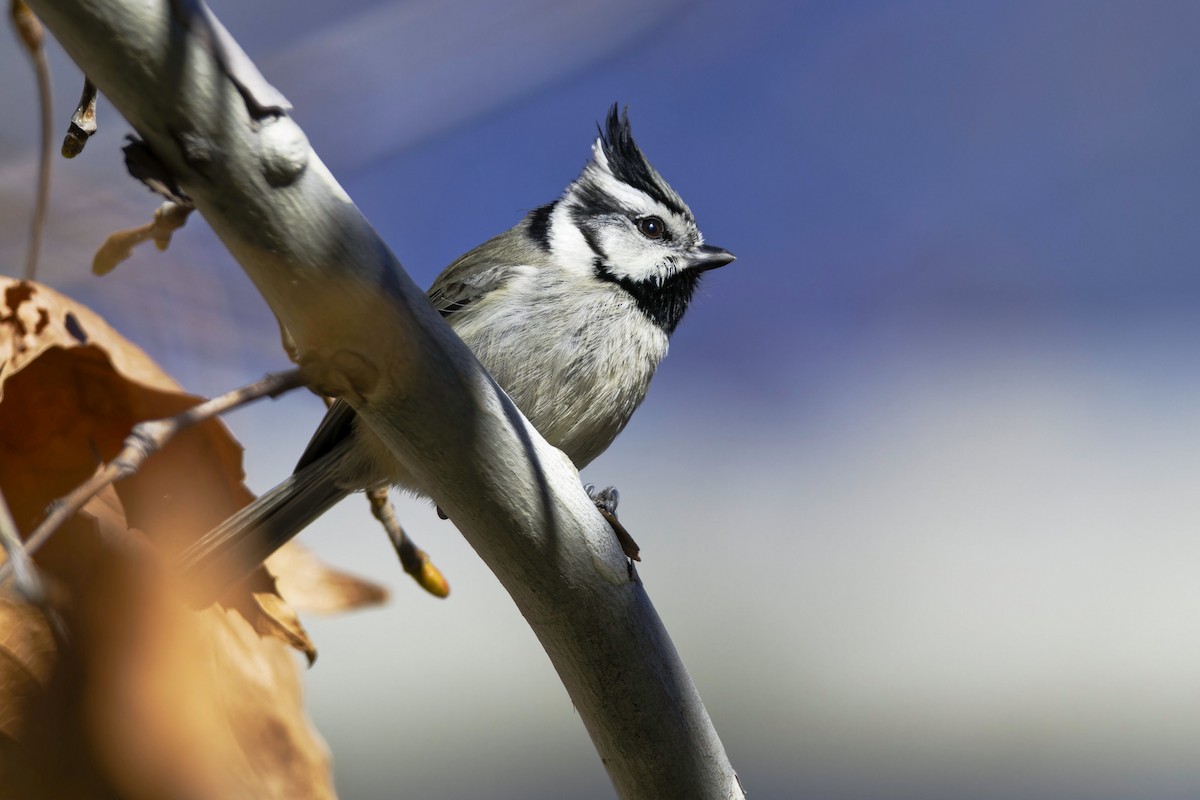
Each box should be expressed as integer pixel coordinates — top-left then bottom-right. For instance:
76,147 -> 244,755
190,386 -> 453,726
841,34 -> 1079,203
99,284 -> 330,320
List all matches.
449,268 -> 668,469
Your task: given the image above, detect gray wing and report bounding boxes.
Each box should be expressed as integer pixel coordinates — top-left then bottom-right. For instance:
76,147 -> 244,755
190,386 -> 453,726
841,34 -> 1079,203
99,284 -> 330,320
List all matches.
295,225 -> 538,471
427,225 -> 539,317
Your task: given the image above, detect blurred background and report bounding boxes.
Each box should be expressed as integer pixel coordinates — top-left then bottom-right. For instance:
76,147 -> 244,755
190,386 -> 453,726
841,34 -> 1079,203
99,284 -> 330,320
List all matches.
4,1 -> 1200,797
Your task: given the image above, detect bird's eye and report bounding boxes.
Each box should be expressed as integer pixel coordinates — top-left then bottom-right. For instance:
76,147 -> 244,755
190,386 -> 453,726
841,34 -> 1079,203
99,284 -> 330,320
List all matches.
636,216 -> 666,240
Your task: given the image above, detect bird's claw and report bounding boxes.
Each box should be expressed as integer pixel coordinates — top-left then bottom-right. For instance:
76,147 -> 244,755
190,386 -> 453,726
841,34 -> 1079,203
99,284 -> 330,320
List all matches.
585,484 -> 640,564
584,484 -> 620,517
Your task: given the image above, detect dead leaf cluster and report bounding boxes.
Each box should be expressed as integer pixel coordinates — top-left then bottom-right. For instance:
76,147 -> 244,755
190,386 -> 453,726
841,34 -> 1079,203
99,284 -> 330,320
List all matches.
0,277 -> 386,800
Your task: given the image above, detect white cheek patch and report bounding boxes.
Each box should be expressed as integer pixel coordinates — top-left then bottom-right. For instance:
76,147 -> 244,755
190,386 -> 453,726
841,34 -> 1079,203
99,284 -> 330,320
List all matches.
596,225 -> 667,283
548,201 -> 597,277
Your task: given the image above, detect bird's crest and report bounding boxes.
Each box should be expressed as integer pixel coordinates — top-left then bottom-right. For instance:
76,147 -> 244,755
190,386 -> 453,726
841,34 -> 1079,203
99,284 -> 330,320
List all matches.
592,104 -> 690,219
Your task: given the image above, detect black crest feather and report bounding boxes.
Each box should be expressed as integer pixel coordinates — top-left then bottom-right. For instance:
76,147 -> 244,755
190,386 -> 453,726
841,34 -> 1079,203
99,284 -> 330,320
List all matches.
598,104 -> 688,217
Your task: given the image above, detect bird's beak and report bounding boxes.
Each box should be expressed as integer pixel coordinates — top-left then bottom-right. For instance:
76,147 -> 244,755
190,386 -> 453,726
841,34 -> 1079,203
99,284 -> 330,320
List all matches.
687,244 -> 736,272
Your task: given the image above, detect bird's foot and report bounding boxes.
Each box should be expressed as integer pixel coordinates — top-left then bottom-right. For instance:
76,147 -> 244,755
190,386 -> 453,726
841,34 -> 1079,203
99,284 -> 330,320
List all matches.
586,484 -> 619,516
585,484 -> 640,563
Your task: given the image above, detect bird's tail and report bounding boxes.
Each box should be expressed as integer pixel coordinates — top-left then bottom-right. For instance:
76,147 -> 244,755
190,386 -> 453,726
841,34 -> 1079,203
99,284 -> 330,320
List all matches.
177,445 -> 352,602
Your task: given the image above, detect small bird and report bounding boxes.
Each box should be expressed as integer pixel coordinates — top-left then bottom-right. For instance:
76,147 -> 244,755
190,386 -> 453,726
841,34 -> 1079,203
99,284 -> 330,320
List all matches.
183,104 -> 734,589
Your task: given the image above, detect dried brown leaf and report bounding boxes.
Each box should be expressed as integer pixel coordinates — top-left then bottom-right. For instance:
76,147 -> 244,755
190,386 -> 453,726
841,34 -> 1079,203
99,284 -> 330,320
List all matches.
0,278 -> 384,799
0,597 -> 53,742
78,495 -> 334,800
266,541 -> 389,614
92,202 -> 192,276
252,590 -> 319,665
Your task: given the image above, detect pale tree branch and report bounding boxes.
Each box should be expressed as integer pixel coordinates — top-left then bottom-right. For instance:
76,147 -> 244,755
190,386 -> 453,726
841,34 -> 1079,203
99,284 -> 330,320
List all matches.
22,2 -> 745,797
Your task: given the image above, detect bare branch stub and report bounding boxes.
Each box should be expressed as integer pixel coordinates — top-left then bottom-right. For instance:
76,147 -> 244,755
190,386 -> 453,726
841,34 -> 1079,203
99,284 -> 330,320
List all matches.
122,136 -> 193,205
61,77 -> 97,158
0,369 -> 307,587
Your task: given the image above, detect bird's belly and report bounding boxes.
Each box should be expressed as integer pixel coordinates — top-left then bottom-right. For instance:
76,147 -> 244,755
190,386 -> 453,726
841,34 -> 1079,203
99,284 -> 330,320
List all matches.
454,296 -> 668,469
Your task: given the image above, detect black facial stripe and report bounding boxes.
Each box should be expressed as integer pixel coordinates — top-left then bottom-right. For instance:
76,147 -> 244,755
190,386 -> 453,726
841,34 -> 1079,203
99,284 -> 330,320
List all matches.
571,178 -> 676,245
572,179 -> 625,219
580,224 -> 606,261
569,189 -> 615,261
527,201 -> 555,252
605,159 -> 687,219
593,258 -> 701,336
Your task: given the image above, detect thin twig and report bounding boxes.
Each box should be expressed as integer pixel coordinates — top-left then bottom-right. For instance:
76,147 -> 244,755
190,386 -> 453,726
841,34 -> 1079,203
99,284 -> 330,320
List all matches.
0,369 -> 307,587
366,486 -> 449,598
0,486 -> 70,642
312,395 -> 449,597
0,487 -> 45,603
10,0 -> 53,281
